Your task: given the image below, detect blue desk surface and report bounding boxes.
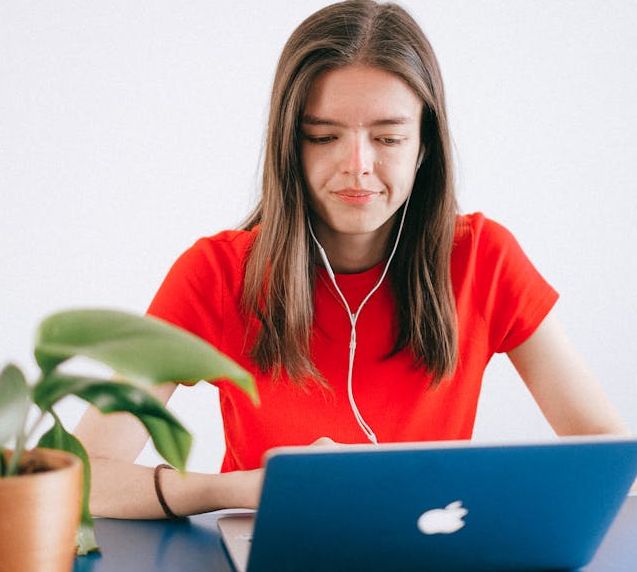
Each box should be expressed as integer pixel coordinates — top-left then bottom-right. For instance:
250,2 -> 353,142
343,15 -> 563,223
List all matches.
74,495 -> 636,572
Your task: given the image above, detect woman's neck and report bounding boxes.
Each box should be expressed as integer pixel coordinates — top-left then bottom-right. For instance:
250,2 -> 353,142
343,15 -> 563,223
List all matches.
312,221 -> 393,274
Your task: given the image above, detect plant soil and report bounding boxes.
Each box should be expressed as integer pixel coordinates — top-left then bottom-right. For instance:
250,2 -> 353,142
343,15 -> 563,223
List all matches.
18,457 -> 51,475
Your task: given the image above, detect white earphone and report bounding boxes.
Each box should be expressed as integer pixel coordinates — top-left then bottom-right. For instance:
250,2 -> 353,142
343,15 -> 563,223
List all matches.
416,145 -> 425,169
307,190 -> 412,444
306,145 -> 422,443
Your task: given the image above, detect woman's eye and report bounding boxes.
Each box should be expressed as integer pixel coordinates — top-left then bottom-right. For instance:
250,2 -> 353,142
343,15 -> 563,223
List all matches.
304,135 -> 336,144
377,137 -> 402,146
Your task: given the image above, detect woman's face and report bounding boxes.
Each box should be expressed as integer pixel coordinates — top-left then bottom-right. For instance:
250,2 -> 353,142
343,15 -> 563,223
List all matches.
301,65 -> 423,242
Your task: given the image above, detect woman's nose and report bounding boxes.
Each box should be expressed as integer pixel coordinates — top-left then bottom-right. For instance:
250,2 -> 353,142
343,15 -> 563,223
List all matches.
342,136 -> 374,176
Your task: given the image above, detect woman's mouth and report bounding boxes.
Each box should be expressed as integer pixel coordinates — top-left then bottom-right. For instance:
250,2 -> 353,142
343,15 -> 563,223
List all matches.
333,189 -> 378,205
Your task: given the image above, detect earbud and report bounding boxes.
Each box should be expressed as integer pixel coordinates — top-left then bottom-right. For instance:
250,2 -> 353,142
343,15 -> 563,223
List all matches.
416,145 -> 425,170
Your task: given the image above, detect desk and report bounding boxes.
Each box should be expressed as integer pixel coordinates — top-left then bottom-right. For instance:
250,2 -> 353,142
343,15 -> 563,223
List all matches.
74,496 -> 636,572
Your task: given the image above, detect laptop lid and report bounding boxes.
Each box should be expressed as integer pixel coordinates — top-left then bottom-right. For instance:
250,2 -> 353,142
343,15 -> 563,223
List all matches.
237,436 -> 637,572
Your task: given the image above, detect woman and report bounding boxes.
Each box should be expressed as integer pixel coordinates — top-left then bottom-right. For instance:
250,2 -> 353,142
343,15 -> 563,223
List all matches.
75,0 -> 629,519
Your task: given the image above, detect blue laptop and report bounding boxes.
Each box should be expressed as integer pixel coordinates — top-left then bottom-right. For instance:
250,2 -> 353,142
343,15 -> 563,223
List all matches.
218,436 -> 637,571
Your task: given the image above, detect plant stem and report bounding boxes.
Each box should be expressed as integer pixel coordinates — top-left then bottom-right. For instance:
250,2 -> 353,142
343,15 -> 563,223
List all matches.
6,426 -> 27,477
6,410 -> 47,476
24,410 -> 47,446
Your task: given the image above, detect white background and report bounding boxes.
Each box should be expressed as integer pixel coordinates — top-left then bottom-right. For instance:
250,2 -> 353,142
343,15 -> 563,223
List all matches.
2,0 -> 636,473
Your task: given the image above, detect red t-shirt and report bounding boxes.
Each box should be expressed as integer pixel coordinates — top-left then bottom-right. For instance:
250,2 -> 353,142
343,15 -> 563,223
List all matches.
147,212 -> 558,471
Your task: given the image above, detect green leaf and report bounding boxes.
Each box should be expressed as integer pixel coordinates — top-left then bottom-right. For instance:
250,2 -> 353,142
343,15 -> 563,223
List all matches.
37,416 -> 99,555
34,373 -> 192,470
0,364 -> 31,448
34,309 -> 258,404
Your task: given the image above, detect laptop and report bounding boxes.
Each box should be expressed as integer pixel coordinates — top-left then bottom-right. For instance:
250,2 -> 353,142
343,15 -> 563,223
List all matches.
218,436 -> 637,572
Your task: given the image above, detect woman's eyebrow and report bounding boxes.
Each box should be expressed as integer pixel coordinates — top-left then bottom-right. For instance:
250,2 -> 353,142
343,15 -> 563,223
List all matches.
302,114 -> 414,127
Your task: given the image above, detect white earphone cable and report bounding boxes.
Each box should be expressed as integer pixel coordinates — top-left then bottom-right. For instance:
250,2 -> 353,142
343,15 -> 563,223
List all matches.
308,192 -> 412,444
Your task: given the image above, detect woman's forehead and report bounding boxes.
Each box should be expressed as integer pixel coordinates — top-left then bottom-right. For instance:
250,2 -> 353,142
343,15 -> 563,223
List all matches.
303,65 -> 422,128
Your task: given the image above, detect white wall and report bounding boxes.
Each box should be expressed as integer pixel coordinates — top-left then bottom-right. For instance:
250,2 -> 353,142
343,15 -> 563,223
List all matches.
2,0 -> 635,473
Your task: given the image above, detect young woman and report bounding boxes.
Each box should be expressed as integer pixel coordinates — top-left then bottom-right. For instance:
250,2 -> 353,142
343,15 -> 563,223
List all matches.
75,0 -> 629,519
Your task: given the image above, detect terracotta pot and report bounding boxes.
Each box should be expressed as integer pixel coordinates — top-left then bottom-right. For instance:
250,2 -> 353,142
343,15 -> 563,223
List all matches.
0,448 -> 82,572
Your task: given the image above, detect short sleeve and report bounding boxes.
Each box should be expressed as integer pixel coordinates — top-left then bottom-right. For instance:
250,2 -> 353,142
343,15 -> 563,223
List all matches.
146,238 -> 224,350
472,216 -> 559,354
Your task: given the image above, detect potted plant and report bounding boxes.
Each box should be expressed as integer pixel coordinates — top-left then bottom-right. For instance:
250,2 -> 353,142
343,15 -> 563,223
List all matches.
0,308 -> 258,572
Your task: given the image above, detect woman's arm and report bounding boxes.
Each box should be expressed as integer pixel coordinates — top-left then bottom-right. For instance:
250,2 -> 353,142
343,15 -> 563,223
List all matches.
506,309 -> 631,437
73,382 -> 262,519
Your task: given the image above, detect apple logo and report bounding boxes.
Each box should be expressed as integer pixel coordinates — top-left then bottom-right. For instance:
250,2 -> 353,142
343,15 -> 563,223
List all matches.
417,500 -> 468,535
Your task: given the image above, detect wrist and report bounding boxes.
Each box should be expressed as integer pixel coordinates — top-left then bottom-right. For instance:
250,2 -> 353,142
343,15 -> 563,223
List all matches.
208,469 -> 260,510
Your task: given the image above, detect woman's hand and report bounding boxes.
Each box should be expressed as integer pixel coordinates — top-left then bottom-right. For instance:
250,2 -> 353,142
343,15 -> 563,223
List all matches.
230,468 -> 265,510
310,436 -> 343,448
238,436 -> 345,509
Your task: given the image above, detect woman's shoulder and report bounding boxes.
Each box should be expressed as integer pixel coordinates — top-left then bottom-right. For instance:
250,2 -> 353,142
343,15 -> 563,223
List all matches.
454,211 -> 517,251
188,226 -> 258,258
455,211 -> 506,236
171,227 -> 259,281
195,226 -> 259,247
452,212 -> 529,272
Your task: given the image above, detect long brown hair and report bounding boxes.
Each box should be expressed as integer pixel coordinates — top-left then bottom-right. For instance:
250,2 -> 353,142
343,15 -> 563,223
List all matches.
241,0 -> 458,387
